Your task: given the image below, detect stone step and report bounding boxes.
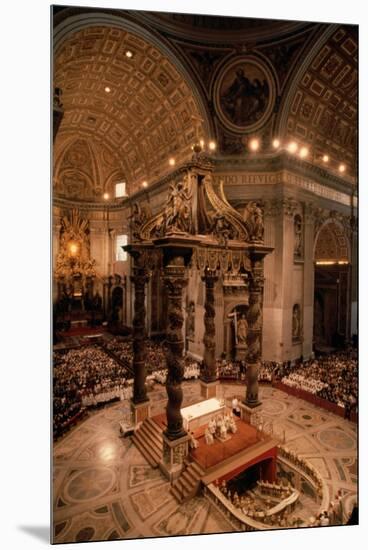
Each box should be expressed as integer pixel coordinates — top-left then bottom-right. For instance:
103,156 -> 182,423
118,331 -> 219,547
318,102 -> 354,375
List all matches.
133,430 -> 161,466
146,417 -> 163,435
182,469 -> 198,487
133,427 -> 161,459
170,484 -> 183,502
139,422 -> 163,455
176,474 -> 193,494
190,461 -> 205,477
132,434 -> 160,468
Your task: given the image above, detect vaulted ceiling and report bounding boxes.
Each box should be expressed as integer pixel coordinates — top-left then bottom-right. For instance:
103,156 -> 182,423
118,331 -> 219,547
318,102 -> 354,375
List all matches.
53,25 -> 207,200
53,8 -> 357,202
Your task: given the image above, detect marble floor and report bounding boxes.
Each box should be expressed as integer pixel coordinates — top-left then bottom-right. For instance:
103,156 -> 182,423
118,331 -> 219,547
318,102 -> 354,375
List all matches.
52,382 -> 357,543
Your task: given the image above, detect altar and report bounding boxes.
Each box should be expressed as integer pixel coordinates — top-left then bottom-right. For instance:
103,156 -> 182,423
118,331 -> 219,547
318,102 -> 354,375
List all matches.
181,397 -> 225,431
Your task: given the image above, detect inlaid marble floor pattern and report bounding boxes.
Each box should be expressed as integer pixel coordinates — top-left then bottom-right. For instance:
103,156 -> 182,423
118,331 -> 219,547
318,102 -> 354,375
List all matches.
53,382 -> 357,543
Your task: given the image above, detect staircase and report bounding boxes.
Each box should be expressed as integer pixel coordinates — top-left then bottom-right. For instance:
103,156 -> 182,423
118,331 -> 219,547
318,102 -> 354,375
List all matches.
132,418 -> 163,468
170,460 -> 205,503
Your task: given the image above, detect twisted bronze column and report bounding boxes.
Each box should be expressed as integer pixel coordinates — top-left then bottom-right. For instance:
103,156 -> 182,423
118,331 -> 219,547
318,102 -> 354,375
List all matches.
131,266 -> 150,404
245,258 -> 264,407
201,270 -> 218,383
163,256 -> 188,440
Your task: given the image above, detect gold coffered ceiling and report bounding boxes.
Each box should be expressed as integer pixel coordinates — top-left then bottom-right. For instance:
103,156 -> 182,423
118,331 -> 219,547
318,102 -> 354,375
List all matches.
53,26 -> 206,200
282,25 -> 357,177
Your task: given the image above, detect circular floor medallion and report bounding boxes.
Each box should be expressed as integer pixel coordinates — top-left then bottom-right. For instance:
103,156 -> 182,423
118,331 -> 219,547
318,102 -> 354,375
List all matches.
66,467 -> 115,503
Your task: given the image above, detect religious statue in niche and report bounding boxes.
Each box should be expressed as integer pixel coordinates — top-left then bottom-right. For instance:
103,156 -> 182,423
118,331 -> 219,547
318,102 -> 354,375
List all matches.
215,57 -> 274,133
228,307 -> 248,345
237,314 -> 248,344
294,214 -> 303,257
292,304 -> 301,341
243,201 -> 264,242
164,178 -> 193,234
186,300 -> 195,340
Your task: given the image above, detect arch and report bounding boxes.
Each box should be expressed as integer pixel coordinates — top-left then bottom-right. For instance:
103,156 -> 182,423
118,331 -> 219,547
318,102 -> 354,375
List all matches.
53,13 -> 214,197
276,24 -> 357,176
276,24 -> 338,136
54,137 -> 102,200
53,11 -> 214,129
314,219 -> 350,263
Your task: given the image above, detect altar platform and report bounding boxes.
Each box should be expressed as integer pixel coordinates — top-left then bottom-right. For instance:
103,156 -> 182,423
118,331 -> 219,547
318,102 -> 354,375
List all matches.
151,411 -> 279,486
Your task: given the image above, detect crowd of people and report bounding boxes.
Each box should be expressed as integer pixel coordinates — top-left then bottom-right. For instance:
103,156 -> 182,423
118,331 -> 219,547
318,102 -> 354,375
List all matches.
53,339 -> 202,438
54,333 -> 357,440
53,346 -> 131,438
279,351 -> 357,416
103,336 -> 169,374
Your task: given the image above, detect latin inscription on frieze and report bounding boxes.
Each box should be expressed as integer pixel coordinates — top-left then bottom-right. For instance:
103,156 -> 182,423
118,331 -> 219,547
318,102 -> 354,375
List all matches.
213,173 -> 283,186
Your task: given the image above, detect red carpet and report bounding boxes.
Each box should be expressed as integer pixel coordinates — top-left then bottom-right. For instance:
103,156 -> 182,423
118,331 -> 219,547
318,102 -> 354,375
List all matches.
152,414 -> 264,471
58,326 -> 107,337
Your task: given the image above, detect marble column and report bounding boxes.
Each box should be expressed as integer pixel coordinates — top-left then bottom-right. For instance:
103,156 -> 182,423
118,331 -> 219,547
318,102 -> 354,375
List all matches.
200,269 -> 219,398
160,254 -> 191,481
240,255 -> 264,423
163,255 -> 188,440
245,259 -> 263,407
130,265 -> 150,424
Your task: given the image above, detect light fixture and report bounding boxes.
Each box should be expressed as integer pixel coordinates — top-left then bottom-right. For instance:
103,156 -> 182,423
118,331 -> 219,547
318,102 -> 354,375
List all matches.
338,163 -> 346,173
249,138 -> 260,152
208,141 -> 216,151
287,141 -> 298,154
103,192 -> 110,200
142,181 -> 148,188
299,146 -> 309,159
169,157 -> 176,166
104,86 -> 111,93
125,50 -> 133,58
322,154 -> 329,163
272,138 -> 280,149
200,139 -> 205,148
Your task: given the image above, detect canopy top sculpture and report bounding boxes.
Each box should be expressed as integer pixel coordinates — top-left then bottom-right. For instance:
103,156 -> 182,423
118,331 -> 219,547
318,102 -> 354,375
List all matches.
130,154 -> 264,252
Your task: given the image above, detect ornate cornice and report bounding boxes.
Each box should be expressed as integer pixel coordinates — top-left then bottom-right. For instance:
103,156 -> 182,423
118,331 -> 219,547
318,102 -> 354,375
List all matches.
213,151 -> 356,191
53,195 -> 129,212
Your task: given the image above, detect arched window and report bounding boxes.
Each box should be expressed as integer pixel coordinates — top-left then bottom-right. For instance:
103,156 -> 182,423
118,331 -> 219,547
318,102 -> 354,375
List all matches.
115,181 -> 126,198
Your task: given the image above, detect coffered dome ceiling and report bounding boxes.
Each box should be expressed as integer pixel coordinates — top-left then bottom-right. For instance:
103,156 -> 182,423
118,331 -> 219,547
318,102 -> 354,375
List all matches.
53,25 -> 208,200
279,25 -> 357,178
53,9 -> 357,202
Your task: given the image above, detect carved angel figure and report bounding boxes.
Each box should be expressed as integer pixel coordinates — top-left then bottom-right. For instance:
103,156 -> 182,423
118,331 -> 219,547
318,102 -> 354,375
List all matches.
243,201 -> 264,241
129,202 -> 150,241
164,179 -> 192,234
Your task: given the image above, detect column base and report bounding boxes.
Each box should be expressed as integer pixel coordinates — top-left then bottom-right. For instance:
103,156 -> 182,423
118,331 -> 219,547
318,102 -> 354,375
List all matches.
200,379 -> 219,399
239,401 -> 262,425
159,432 -> 191,481
131,399 -> 150,426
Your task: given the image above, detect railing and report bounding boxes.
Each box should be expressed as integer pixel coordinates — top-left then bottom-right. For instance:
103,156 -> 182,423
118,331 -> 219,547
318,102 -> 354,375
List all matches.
277,445 -> 329,513
274,382 -> 357,422
204,484 -> 260,531
204,483 -> 299,530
